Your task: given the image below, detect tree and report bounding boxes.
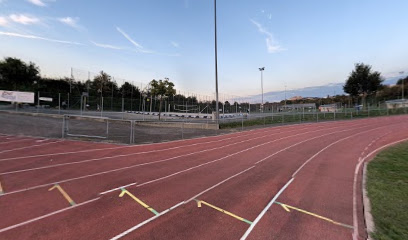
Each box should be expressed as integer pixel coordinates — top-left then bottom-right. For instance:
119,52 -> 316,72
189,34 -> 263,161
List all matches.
0,57 -> 40,91
397,76 -> 408,86
149,78 -> 176,120
343,63 -> 383,107
92,71 -> 112,97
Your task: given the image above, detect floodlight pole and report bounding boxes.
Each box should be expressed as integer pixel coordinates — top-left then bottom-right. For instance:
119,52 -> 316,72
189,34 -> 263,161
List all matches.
214,0 -> 220,122
400,71 -> 405,100
259,67 -> 265,112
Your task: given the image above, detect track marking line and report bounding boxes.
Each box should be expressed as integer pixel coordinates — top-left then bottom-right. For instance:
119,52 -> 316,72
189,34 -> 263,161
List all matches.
109,166 -> 255,240
100,124 -> 368,195
291,123 -> 402,177
0,140 -> 63,155
48,184 -> 76,206
352,136 -> 408,240
274,201 -> 353,229
0,197 -> 99,233
119,188 -> 158,215
240,178 -> 294,240
0,119 -> 359,162
0,125 -> 311,174
0,122 -> 384,198
195,199 -> 252,225
0,122 -> 293,161
0,138 -> 34,145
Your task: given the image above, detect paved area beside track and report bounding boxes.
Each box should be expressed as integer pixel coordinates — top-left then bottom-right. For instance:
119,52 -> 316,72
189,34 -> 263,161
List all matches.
0,115 -> 407,239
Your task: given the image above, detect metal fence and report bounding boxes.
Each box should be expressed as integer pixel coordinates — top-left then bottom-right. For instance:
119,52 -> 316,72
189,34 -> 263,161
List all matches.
1,99 -> 407,145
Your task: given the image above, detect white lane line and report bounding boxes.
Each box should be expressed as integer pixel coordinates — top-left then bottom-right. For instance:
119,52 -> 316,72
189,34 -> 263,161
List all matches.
240,178 -> 295,240
110,166 -> 256,240
0,122 -> 304,162
0,140 -> 63,155
352,137 -> 408,240
2,125 -> 326,196
240,123 -> 406,240
0,197 -> 100,233
1,123 -> 341,175
99,126 -> 349,195
291,124 -> 401,177
0,138 -> 35,145
110,201 -> 185,240
254,125 -> 371,165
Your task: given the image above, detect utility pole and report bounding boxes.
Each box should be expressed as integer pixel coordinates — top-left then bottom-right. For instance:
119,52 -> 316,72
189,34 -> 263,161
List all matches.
259,67 -> 265,113
214,0 -> 220,122
400,71 -> 405,100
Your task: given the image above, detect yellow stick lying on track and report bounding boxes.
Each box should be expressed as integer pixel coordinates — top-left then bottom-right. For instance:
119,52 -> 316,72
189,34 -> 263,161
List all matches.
49,184 -> 76,206
195,199 -> 253,225
119,188 -> 159,216
274,201 -> 353,229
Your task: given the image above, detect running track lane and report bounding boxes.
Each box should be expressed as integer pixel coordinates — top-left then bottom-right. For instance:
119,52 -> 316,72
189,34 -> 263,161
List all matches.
116,120 -> 408,239
0,120 -> 372,228
0,115 -> 406,239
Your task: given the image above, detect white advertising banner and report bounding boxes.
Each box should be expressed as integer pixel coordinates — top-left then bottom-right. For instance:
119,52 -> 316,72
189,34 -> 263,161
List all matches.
39,97 -> 53,102
0,90 -> 35,104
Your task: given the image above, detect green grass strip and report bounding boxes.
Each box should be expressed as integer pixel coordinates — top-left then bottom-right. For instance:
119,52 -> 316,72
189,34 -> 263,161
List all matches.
367,141 -> 408,240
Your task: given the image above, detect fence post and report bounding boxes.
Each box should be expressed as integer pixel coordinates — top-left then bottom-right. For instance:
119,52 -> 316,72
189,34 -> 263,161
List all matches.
122,98 -> 125,120
241,114 -> 244,131
37,91 -> 40,113
106,119 -> 109,139
67,93 -> 70,110
58,93 -> 61,115
61,115 -> 65,138
129,120 -> 133,144
80,95 -> 83,116
101,97 -> 104,117
181,120 -> 184,139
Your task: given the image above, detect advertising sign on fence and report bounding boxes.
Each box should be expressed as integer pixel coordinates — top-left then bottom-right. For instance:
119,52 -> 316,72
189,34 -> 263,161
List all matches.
0,90 -> 35,103
39,97 -> 53,102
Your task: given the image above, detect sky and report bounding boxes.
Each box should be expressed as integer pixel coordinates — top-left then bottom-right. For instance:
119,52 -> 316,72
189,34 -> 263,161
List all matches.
1,0 -> 408,101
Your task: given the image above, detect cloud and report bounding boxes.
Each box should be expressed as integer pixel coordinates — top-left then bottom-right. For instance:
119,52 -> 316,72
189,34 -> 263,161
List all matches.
0,31 -> 83,45
58,17 -> 80,28
27,0 -> 46,7
250,19 -> 285,53
0,16 -> 8,27
116,27 -> 144,50
10,14 -> 40,25
170,41 -> 179,48
91,41 -> 122,50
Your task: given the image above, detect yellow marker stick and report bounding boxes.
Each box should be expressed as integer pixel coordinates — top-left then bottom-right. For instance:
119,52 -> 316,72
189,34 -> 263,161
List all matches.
195,199 -> 252,225
119,188 -> 159,215
49,184 -> 76,206
275,202 -> 353,229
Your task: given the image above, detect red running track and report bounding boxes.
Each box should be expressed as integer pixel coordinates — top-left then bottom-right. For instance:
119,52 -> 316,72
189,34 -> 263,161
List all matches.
0,116 -> 407,240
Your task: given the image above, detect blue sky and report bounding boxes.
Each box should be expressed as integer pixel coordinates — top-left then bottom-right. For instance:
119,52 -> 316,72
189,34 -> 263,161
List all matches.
0,0 -> 407,100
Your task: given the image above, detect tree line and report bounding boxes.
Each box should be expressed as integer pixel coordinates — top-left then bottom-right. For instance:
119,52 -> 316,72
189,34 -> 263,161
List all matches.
0,57 -> 406,112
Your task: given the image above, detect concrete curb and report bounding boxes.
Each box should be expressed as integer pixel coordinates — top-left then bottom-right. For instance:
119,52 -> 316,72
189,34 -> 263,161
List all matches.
362,162 -> 375,240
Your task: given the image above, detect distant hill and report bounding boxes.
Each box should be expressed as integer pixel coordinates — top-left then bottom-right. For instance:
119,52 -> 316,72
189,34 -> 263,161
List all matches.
250,74 -> 407,103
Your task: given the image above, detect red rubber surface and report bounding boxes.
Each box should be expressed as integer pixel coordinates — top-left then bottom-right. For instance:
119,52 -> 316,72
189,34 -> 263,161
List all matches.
0,116 -> 407,240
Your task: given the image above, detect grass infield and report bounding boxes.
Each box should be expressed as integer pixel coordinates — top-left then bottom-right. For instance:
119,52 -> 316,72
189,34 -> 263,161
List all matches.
367,141 -> 408,240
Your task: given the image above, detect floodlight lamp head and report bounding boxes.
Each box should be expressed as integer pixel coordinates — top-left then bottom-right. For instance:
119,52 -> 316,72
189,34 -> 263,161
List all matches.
259,67 -> 265,71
